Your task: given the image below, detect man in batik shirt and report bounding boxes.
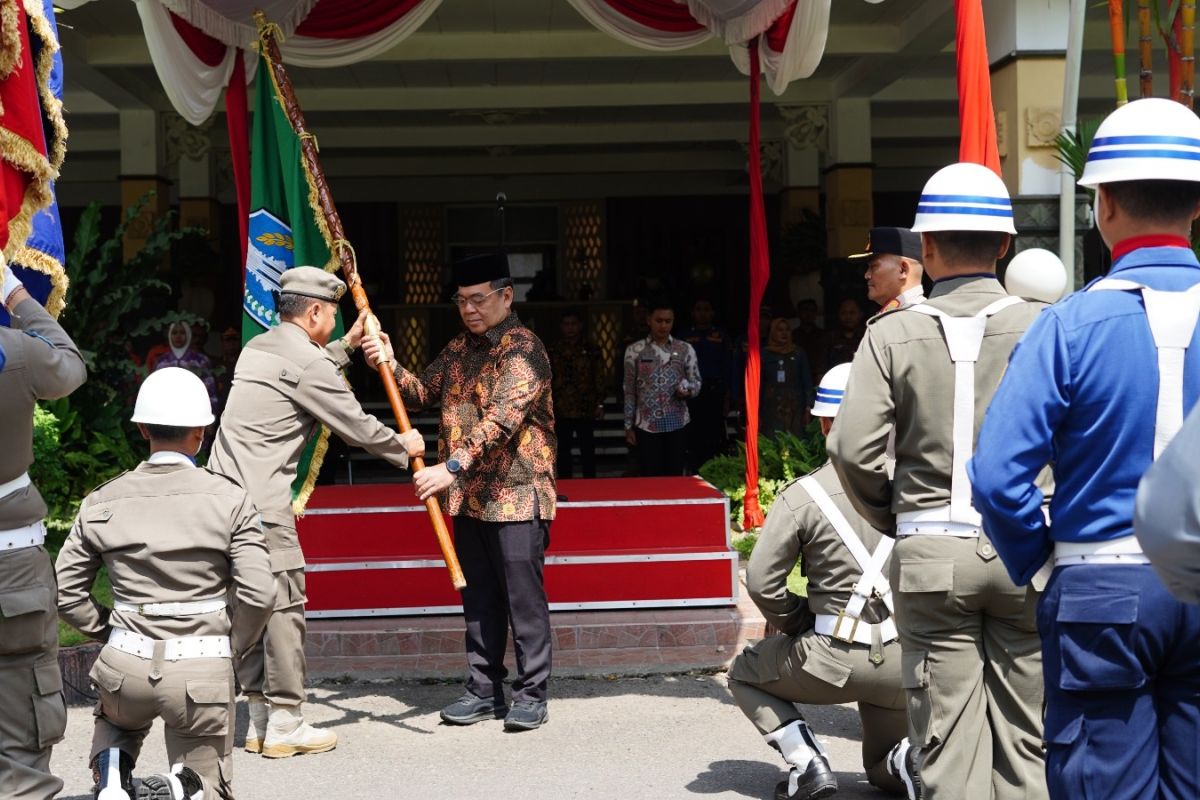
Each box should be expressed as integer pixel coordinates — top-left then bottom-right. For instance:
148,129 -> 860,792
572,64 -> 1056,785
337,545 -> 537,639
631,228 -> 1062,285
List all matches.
364,252 -> 556,732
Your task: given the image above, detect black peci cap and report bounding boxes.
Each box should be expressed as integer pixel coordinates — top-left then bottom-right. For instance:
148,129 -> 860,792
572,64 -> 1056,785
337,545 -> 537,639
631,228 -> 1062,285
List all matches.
847,227 -> 923,262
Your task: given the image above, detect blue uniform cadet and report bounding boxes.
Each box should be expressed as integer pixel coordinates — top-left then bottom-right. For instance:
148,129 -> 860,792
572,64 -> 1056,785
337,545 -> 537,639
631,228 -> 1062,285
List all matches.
969,97 -> 1200,800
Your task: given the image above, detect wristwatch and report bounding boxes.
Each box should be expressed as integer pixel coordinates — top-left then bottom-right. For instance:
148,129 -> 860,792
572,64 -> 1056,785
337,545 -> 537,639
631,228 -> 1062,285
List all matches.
446,458 -> 462,474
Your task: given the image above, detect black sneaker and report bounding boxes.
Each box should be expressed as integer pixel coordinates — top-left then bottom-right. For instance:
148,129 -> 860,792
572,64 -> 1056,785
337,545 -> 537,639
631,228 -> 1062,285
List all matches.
887,740 -> 923,800
774,755 -> 837,800
439,692 -> 507,725
503,700 -> 548,732
135,765 -> 203,800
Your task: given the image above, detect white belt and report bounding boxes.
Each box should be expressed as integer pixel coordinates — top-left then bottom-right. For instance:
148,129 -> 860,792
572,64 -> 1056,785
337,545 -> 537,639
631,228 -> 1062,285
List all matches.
107,628 -> 231,661
113,598 -> 227,617
0,520 -> 46,551
0,472 -> 30,501
814,613 -> 899,646
896,508 -> 981,538
1054,535 -> 1150,566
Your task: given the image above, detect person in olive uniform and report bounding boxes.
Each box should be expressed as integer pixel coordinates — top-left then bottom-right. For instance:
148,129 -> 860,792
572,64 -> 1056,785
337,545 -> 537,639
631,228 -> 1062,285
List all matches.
57,367 -> 274,800
209,266 -> 424,758
0,256 -> 86,800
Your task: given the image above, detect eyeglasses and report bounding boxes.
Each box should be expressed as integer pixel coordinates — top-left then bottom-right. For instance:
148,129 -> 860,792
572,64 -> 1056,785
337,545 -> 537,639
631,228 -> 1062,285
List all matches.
451,287 -> 504,309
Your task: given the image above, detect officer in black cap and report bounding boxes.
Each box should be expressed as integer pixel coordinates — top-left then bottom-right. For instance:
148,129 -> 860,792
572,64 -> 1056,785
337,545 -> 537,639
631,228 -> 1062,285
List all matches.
364,252 -> 557,731
848,227 -> 926,314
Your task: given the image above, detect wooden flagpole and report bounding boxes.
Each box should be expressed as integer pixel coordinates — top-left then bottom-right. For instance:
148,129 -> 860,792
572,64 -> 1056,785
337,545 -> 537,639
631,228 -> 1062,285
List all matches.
254,11 -> 466,590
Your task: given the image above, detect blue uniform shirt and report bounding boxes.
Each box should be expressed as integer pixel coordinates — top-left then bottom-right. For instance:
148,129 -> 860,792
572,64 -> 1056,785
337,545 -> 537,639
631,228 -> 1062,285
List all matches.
969,242 -> 1200,585
680,325 -> 733,387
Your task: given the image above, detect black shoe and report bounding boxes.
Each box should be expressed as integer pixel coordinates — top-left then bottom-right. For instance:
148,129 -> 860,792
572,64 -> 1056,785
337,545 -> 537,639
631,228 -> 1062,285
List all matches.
503,700 -> 548,731
887,741 -> 923,800
439,692 -> 507,725
135,766 -> 203,800
774,755 -> 837,800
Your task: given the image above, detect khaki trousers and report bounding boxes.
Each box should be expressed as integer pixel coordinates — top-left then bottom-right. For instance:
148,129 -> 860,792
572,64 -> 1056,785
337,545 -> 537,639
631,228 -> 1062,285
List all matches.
0,546 -> 66,800
235,568 -> 307,707
89,647 -> 234,800
891,534 -> 1047,800
728,628 -> 907,794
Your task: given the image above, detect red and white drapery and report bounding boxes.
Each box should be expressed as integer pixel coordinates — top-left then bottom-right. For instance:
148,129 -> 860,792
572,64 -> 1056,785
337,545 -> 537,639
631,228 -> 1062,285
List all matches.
123,0 -> 835,527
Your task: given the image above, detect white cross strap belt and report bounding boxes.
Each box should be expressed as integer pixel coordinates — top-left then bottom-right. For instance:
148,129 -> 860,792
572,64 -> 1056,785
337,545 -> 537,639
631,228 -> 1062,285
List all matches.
0,520 -> 46,551
908,296 -> 1024,524
814,613 -> 898,646
107,628 -> 231,660
1087,279 -> 1200,458
799,476 -> 896,645
0,472 -> 31,501
1054,535 -> 1150,566
113,598 -> 227,617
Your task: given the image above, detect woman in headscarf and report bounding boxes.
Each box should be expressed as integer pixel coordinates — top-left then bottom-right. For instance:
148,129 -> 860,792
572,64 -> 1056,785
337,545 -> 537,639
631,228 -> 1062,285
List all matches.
153,320 -> 218,414
759,315 -> 813,439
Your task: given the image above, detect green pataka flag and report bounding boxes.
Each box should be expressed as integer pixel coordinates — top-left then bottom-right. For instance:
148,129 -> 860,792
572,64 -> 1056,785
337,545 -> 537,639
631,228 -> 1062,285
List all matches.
241,53 -> 344,514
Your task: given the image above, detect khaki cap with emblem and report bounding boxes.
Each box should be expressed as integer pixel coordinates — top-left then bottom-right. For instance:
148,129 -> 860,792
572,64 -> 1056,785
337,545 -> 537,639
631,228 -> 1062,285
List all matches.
280,266 -> 346,302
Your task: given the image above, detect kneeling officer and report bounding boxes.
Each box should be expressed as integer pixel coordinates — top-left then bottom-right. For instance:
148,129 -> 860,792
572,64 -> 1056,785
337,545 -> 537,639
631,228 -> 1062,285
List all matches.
57,368 -> 274,799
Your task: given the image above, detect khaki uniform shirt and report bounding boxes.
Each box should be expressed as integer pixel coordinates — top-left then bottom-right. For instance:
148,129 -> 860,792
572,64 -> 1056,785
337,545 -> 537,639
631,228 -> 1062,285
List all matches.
210,322 -> 409,570
828,276 -> 1050,532
55,455 -> 273,656
0,296 -> 86,529
748,462 -> 891,634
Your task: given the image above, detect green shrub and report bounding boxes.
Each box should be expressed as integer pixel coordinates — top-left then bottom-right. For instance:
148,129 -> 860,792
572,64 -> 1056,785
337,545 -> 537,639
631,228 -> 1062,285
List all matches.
700,423 -> 827,529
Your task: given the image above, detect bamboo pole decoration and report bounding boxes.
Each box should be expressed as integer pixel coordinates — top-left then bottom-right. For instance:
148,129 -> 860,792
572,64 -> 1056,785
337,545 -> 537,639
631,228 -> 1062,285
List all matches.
1139,0 -> 1154,97
1111,0 -> 1130,105
1183,0 -> 1196,107
254,11 -> 466,591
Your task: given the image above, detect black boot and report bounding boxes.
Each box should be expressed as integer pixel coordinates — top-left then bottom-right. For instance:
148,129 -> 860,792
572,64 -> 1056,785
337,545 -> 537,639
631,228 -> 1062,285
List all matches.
136,765 -> 204,800
91,747 -> 135,800
773,756 -> 838,800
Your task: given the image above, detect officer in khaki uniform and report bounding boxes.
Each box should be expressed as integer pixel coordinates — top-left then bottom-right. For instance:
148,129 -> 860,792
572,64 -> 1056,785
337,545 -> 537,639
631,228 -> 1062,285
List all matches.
0,257 -> 86,799
209,266 -> 424,757
729,363 -> 916,800
828,163 -> 1049,800
57,368 -> 274,800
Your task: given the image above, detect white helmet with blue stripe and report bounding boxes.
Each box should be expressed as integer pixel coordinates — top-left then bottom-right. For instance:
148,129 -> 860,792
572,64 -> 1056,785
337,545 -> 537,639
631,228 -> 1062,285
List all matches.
1078,98 -> 1200,187
812,362 -> 853,418
911,162 -> 1016,235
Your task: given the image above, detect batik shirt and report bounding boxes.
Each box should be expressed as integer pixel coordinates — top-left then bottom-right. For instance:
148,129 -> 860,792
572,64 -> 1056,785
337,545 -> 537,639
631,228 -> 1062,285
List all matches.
548,338 -> 606,419
394,313 -> 557,522
623,335 -> 701,434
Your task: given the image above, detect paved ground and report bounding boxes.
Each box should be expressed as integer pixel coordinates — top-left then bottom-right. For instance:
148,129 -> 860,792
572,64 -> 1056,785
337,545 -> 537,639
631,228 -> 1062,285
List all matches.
52,674 -> 887,800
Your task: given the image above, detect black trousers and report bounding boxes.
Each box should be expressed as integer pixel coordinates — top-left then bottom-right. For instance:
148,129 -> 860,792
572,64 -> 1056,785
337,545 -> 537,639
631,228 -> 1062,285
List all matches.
636,426 -> 688,476
454,514 -> 552,704
555,417 -> 596,479
687,382 -> 727,471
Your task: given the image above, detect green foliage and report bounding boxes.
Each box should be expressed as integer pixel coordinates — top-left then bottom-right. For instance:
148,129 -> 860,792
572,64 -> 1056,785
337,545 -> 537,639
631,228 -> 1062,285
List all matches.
37,196 -> 208,527
700,422 -> 828,530
1052,119 -> 1102,184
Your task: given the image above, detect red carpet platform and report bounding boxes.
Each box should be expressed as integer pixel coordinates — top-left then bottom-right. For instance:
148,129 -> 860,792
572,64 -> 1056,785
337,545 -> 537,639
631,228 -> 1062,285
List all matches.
298,476 -> 737,616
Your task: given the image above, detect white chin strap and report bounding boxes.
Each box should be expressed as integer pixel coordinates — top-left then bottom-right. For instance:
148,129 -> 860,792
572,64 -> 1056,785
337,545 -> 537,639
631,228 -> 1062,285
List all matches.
909,297 -> 1024,523
1088,279 -> 1200,458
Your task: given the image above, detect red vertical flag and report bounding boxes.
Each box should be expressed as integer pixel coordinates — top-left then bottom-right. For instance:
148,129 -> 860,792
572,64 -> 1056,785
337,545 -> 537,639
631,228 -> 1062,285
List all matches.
742,40 -> 769,530
955,0 -> 1002,175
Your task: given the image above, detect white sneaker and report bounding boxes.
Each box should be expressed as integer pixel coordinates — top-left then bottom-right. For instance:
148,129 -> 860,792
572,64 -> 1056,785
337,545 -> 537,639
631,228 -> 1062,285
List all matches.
886,738 -> 922,800
261,704 -> 338,759
244,698 -> 268,754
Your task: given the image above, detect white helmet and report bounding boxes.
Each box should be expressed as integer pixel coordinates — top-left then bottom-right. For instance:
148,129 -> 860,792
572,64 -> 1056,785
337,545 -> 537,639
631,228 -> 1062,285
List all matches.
812,362 -> 853,418
1079,98 -> 1200,187
911,162 -> 1016,235
132,367 -> 215,427
1004,248 -> 1068,303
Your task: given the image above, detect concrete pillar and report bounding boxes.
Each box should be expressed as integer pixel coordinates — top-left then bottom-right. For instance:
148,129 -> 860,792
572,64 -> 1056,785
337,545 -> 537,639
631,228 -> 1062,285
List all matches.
178,149 -> 220,243
985,0 -> 1087,278
119,109 -> 169,262
824,98 -> 873,261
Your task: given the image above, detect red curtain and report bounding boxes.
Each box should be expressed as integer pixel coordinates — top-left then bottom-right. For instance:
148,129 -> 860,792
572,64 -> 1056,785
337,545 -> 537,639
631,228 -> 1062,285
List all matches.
296,0 -> 430,39
225,49 -> 250,275
742,40 -> 769,529
170,12 -> 226,68
602,0 -> 706,33
955,0 -> 1000,175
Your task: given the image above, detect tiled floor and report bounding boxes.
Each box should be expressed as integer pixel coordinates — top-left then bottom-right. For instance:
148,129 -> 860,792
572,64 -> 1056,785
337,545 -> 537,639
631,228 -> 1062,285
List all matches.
306,573 -> 767,679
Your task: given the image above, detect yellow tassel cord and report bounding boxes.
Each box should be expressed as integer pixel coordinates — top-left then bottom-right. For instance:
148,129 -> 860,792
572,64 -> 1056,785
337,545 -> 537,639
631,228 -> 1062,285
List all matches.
259,15 -> 352,515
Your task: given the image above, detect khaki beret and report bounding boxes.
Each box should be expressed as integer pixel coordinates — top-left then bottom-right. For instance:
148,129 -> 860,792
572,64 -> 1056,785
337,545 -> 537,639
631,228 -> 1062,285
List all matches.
280,266 -> 346,302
